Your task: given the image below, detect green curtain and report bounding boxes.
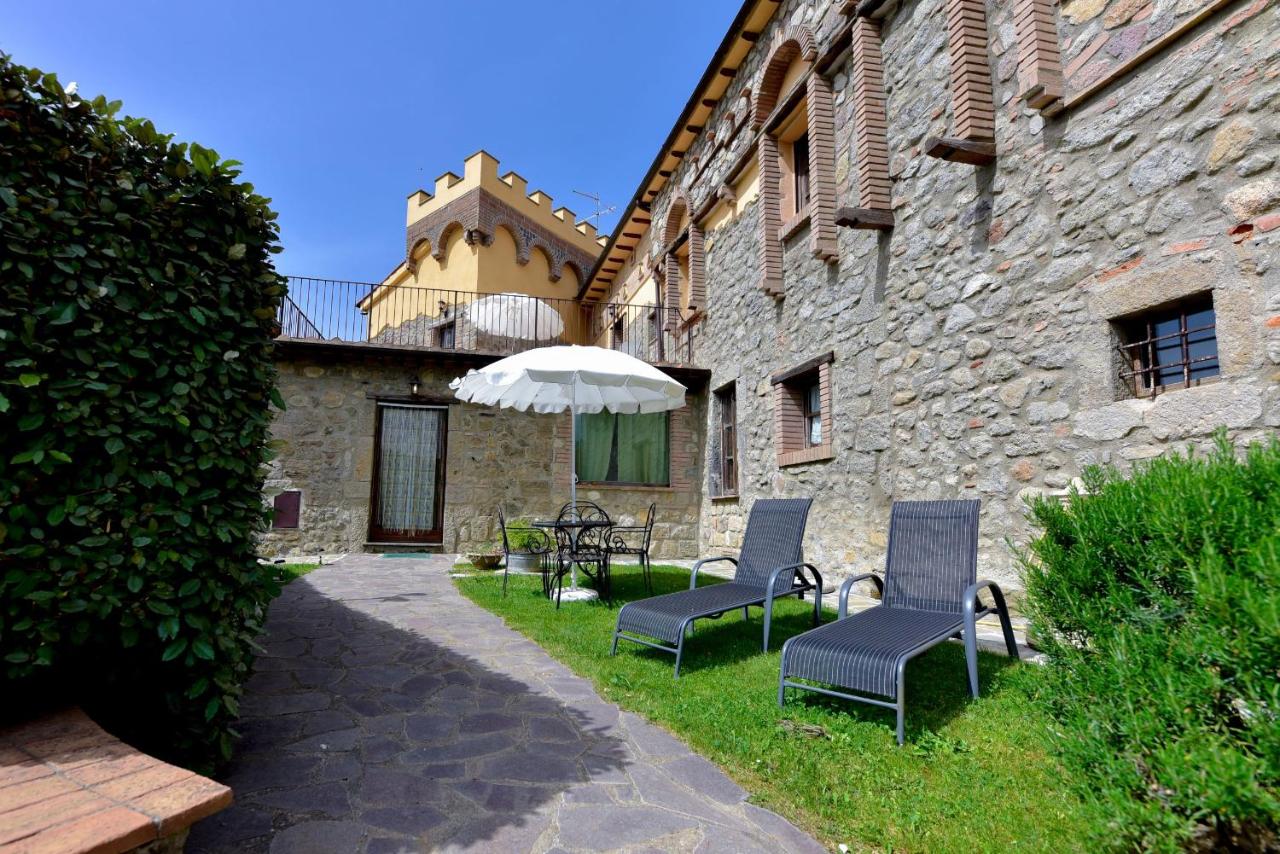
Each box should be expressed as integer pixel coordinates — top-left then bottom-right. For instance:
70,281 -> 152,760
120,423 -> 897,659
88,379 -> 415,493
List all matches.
575,412 -> 614,482
616,412 -> 670,485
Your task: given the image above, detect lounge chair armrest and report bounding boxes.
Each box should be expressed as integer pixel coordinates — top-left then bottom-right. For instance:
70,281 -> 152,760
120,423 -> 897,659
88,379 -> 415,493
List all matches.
963,580 -> 1020,660
690,556 -> 737,589
963,579 -> 1005,619
764,562 -> 822,597
838,573 -> 884,619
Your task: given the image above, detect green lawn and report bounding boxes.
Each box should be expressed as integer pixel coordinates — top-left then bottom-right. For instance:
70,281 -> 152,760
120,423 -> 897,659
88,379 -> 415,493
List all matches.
279,562 -> 320,581
457,564 -> 1094,853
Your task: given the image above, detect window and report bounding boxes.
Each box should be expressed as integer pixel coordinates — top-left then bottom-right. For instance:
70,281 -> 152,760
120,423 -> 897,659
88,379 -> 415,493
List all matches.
803,381 -> 822,446
575,411 -> 670,486
611,315 -> 624,349
793,133 -> 811,211
436,320 -> 456,349
272,490 -> 301,529
1116,295 -> 1219,397
713,383 -> 738,497
771,352 -> 834,467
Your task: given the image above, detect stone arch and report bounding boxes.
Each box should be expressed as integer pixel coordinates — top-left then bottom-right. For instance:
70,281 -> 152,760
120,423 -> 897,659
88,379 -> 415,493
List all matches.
663,194 -> 690,246
559,259 -> 584,291
528,242 -> 558,282
490,220 -> 529,265
752,26 -> 817,129
662,191 -> 705,313
432,220 -> 467,261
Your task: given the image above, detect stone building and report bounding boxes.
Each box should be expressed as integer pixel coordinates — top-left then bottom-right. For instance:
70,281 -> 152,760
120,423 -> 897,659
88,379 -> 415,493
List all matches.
577,0 -> 1279,596
267,0 -> 1279,600
263,153 -> 706,559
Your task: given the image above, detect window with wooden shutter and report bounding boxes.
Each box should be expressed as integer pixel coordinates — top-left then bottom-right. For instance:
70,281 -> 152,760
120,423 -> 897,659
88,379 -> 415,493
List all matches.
272,490 -> 301,529
771,352 -> 835,467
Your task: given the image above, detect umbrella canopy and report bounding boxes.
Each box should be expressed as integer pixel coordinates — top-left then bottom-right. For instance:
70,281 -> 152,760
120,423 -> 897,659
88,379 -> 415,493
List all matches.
465,292 -> 565,341
450,345 -> 685,415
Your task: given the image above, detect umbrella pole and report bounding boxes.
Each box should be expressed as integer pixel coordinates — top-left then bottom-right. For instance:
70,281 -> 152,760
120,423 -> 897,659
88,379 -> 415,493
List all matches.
569,384 -> 578,591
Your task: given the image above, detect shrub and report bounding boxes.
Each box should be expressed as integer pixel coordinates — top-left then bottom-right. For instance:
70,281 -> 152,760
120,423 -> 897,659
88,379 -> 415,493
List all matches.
0,55 -> 285,767
1021,435 -> 1280,852
507,518 -> 545,553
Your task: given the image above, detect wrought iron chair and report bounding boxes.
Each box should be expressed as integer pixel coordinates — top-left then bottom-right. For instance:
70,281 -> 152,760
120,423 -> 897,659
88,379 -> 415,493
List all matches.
551,501 -> 612,607
777,499 -> 1019,745
496,507 -> 554,598
604,503 -> 656,594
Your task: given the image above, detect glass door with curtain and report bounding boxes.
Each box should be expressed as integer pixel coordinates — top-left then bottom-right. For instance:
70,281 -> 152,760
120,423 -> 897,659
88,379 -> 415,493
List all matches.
369,403 -> 448,543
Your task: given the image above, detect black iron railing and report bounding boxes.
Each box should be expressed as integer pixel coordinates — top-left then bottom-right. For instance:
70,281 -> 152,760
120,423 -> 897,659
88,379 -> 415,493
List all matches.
276,276 -> 695,366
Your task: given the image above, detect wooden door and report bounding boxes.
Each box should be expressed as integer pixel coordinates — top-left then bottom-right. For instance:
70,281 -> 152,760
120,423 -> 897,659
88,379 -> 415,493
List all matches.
369,403 -> 448,543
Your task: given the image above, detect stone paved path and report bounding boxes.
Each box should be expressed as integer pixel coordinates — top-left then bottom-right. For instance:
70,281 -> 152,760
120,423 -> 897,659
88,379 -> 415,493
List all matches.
187,554 -> 825,853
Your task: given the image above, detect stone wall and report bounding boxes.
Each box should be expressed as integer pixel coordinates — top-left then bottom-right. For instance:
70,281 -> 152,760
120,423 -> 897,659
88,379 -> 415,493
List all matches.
660,0 -> 1279,600
262,348 -> 703,560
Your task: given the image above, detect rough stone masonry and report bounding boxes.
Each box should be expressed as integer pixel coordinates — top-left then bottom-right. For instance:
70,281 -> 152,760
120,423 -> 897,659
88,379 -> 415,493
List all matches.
662,0 -> 1280,602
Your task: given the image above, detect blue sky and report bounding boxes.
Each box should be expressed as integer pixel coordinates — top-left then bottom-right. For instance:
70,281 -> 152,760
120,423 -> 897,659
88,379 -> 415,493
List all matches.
3,1 -> 740,282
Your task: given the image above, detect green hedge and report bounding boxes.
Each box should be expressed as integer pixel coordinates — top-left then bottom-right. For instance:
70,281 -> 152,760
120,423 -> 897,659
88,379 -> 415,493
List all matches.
1022,435 -> 1280,852
0,55 -> 285,766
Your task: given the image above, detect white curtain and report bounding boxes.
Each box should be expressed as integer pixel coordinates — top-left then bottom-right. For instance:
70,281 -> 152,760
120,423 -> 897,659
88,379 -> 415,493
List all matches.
377,405 -> 442,532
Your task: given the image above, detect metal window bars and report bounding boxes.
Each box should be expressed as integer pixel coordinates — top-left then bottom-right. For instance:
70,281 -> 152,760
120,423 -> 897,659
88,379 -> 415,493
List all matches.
1116,304 -> 1218,397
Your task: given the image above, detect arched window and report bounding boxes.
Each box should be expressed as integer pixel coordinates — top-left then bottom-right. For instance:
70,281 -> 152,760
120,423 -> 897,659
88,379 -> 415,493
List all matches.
661,193 -> 705,320
753,25 -> 838,297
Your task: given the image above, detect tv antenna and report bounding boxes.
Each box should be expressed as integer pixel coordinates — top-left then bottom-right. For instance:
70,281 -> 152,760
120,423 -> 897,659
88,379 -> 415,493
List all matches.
573,189 -> 616,231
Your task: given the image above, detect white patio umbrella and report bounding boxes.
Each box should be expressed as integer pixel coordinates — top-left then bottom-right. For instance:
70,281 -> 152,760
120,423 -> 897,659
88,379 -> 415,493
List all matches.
450,345 -> 686,598
466,292 -> 565,341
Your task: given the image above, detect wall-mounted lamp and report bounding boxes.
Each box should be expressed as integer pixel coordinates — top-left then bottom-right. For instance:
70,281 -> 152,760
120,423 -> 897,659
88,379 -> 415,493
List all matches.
410,375 -> 421,397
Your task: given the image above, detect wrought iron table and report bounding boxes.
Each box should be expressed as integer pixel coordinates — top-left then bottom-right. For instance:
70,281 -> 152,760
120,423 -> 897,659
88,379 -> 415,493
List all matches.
532,519 -> 610,602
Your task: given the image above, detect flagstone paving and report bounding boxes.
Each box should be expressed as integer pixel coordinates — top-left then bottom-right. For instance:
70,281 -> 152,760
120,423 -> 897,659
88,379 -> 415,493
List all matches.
187,554 -> 825,853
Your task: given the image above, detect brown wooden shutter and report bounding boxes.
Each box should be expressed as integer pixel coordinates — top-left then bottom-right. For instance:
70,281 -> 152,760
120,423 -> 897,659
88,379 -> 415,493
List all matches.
272,491 -> 301,529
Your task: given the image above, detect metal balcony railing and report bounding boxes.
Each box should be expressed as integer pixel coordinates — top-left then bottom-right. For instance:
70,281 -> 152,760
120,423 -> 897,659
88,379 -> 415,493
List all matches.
276,276 -> 695,367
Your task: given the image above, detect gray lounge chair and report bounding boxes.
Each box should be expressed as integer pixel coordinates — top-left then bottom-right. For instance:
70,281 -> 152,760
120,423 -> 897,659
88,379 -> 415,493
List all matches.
777,499 -> 1018,744
611,498 -> 822,677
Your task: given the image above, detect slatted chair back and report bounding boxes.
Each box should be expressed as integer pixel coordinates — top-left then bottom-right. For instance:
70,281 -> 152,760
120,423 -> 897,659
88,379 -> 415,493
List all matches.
732,498 -> 813,593
640,502 -> 656,551
558,500 -> 611,551
881,499 -> 980,614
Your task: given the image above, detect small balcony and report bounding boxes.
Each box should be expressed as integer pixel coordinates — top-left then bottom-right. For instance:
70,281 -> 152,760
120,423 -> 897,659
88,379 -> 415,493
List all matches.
276,276 -> 699,369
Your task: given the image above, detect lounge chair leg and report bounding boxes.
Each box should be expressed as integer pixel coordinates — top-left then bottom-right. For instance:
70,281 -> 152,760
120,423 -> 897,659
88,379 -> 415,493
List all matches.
964,623 -> 980,698
997,608 -> 1019,659
762,605 -> 772,652
674,636 -> 685,679
896,663 -> 907,745
743,607 -> 749,620
777,647 -> 788,707
610,629 -> 619,656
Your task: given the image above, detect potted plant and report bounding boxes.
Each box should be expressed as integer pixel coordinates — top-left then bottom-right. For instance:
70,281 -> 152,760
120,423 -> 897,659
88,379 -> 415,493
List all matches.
505,518 -> 548,573
466,540 -> 502,571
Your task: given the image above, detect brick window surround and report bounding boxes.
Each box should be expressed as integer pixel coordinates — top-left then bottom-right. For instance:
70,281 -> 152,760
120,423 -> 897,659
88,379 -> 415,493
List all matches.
661,193 -> 706,318
844,17 -> 894,225
925,0 -> 998,165
1114,294 -> 1220,399
1014,0 -> 1065,114
753,25 -> 838,298
771,352 -> 835,467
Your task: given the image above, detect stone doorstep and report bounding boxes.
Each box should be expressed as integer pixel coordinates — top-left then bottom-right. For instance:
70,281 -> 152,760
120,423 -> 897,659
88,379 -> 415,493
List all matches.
259,553 -> 347,566
0,708 -> 232,854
